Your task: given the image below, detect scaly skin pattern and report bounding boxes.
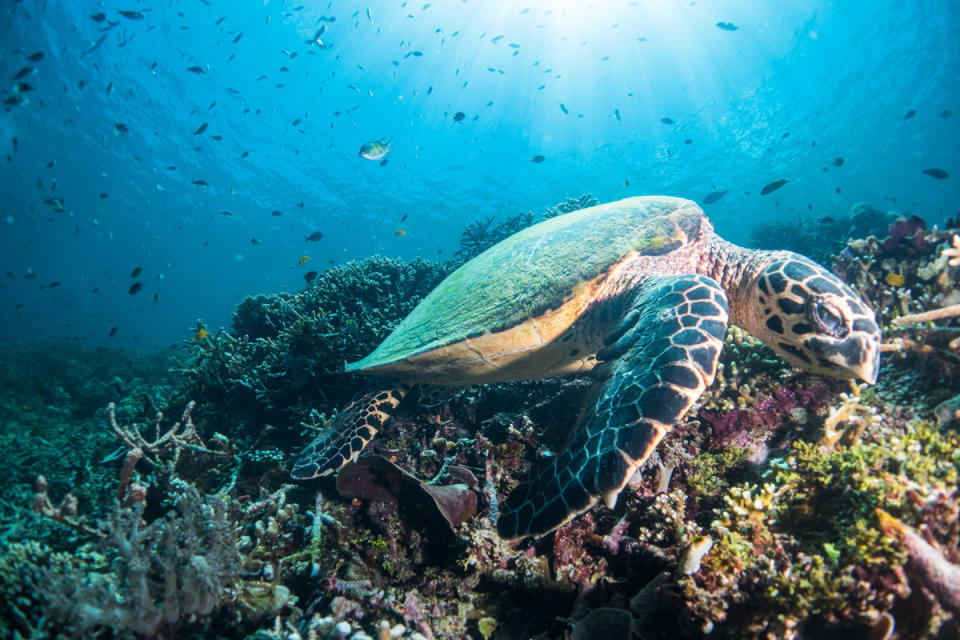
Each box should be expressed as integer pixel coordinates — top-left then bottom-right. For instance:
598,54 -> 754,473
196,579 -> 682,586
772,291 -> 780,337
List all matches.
497,274 -> 729,538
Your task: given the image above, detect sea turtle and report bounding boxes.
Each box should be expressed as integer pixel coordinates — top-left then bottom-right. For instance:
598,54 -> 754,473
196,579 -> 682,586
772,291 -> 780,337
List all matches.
291,196 -> 881,539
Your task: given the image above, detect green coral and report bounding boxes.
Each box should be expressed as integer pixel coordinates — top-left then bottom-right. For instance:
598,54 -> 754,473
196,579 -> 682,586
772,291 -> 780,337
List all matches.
680,409 -> 957,638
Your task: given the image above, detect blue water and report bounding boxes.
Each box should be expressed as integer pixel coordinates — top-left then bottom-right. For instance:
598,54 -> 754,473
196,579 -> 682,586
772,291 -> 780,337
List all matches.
1,0 -> 957,348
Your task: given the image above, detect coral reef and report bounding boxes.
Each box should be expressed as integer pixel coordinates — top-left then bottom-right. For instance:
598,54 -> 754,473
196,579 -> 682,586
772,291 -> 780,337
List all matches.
747,202 -> 897,266
172,256 -> 449,446
1,199 -> 958,639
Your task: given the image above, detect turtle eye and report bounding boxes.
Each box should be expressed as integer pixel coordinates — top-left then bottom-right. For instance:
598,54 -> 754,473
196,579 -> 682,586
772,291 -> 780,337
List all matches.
810,299 -> 847,338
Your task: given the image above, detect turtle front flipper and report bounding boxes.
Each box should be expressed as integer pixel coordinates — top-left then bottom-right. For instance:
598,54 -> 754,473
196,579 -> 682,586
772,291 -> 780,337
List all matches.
291,384 -> 411,479
497,275 -> 729,539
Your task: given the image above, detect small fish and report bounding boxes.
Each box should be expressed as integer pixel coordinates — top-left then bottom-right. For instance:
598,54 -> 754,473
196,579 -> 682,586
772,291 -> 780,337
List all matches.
191,179 -> 209,187
359,138 -> 392,160
559,103 -> 568,114
193,122 -> 208,135
233,32 -> 243,44
87,34 -> 108,54
452,111 -> 466,122
661,117 -> 675,124
530,155 -> 545,163
99,192 -> 108,199
14,82 -> 34,93
299,255 -> 310,265
271,210 -> 283,216
118,9 -> 145,20
305,231 -> 324,242
716,22 -> 738,31
303,270 -> 318,283
112,122 -> 129,136
27,51 -> 44,62
702,190 -> 728,204
684,139 -> 693,144
903,109 -> 916,119
614,109 -> 621,121
760,179 -> 788,195
192,327 -> 210,341
14,67 -> 34,80
47,281 -> 61,289
130,266 -> 143,278
109,327 -> 118,337
91,12 -> 106,22
395,229 -> 407,236
941,110 -> 952,118
211,134 -> 223,141
251,237 -> 261,245
379,158 -> 388,167
240,151 -> 249,158
833,157 -> 845,167
186,66 -> 205,74
622,179 -> 630,187
884,271 -> 905,287
129,281 -> 144,295
219,211 -> 233,216
922,168 -> 949,179
399,213 -> 408,224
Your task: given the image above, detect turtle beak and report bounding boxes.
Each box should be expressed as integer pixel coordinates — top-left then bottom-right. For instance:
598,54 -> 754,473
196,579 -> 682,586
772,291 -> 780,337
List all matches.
850,336 -> 881,385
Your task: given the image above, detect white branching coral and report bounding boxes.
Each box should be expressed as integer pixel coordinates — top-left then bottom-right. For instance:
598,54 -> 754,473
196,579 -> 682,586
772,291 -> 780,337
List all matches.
943,234 -> 960,267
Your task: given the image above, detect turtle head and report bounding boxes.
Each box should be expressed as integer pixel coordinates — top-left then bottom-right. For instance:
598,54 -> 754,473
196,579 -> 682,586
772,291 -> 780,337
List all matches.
749,254 -> 881,384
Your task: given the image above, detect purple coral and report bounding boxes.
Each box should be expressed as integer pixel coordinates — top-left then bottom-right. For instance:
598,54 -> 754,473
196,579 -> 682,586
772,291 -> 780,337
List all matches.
701,380 -> 830,459
879,215 -> 929,258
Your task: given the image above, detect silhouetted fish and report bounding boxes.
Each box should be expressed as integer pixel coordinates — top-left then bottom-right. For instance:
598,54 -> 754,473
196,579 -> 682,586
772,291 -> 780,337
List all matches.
304,270 -> 318,283
129,281 -> 144,295
833,157 -> 845,167
305,231 -> 324,241
193,122 -> 208,135
702,190 -> 728,204
716,22 -> 738,31
922,168 -> 948,179
530,155 -> 545,163
760,179 -> 788,195
904,109 -> 916,119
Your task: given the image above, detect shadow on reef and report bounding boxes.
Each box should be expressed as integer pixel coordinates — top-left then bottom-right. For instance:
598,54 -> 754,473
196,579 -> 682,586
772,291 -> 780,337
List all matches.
2,198 -> 959,640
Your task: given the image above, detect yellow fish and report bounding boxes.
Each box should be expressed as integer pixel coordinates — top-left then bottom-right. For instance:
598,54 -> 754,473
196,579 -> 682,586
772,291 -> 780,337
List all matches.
395,229 -> 407,236
359,137 -> 391,161
191,327 -> 210,341
884,271 -> 905,287
299,255 -> 310,265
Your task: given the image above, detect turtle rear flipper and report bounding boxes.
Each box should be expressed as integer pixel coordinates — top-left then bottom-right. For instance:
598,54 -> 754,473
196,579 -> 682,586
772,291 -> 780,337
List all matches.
497,275 -> 729,539
291,384 -> 411,479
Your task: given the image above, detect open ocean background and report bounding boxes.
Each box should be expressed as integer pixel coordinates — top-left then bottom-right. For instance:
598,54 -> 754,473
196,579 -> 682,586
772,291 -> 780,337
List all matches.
1,0 -> 957,349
